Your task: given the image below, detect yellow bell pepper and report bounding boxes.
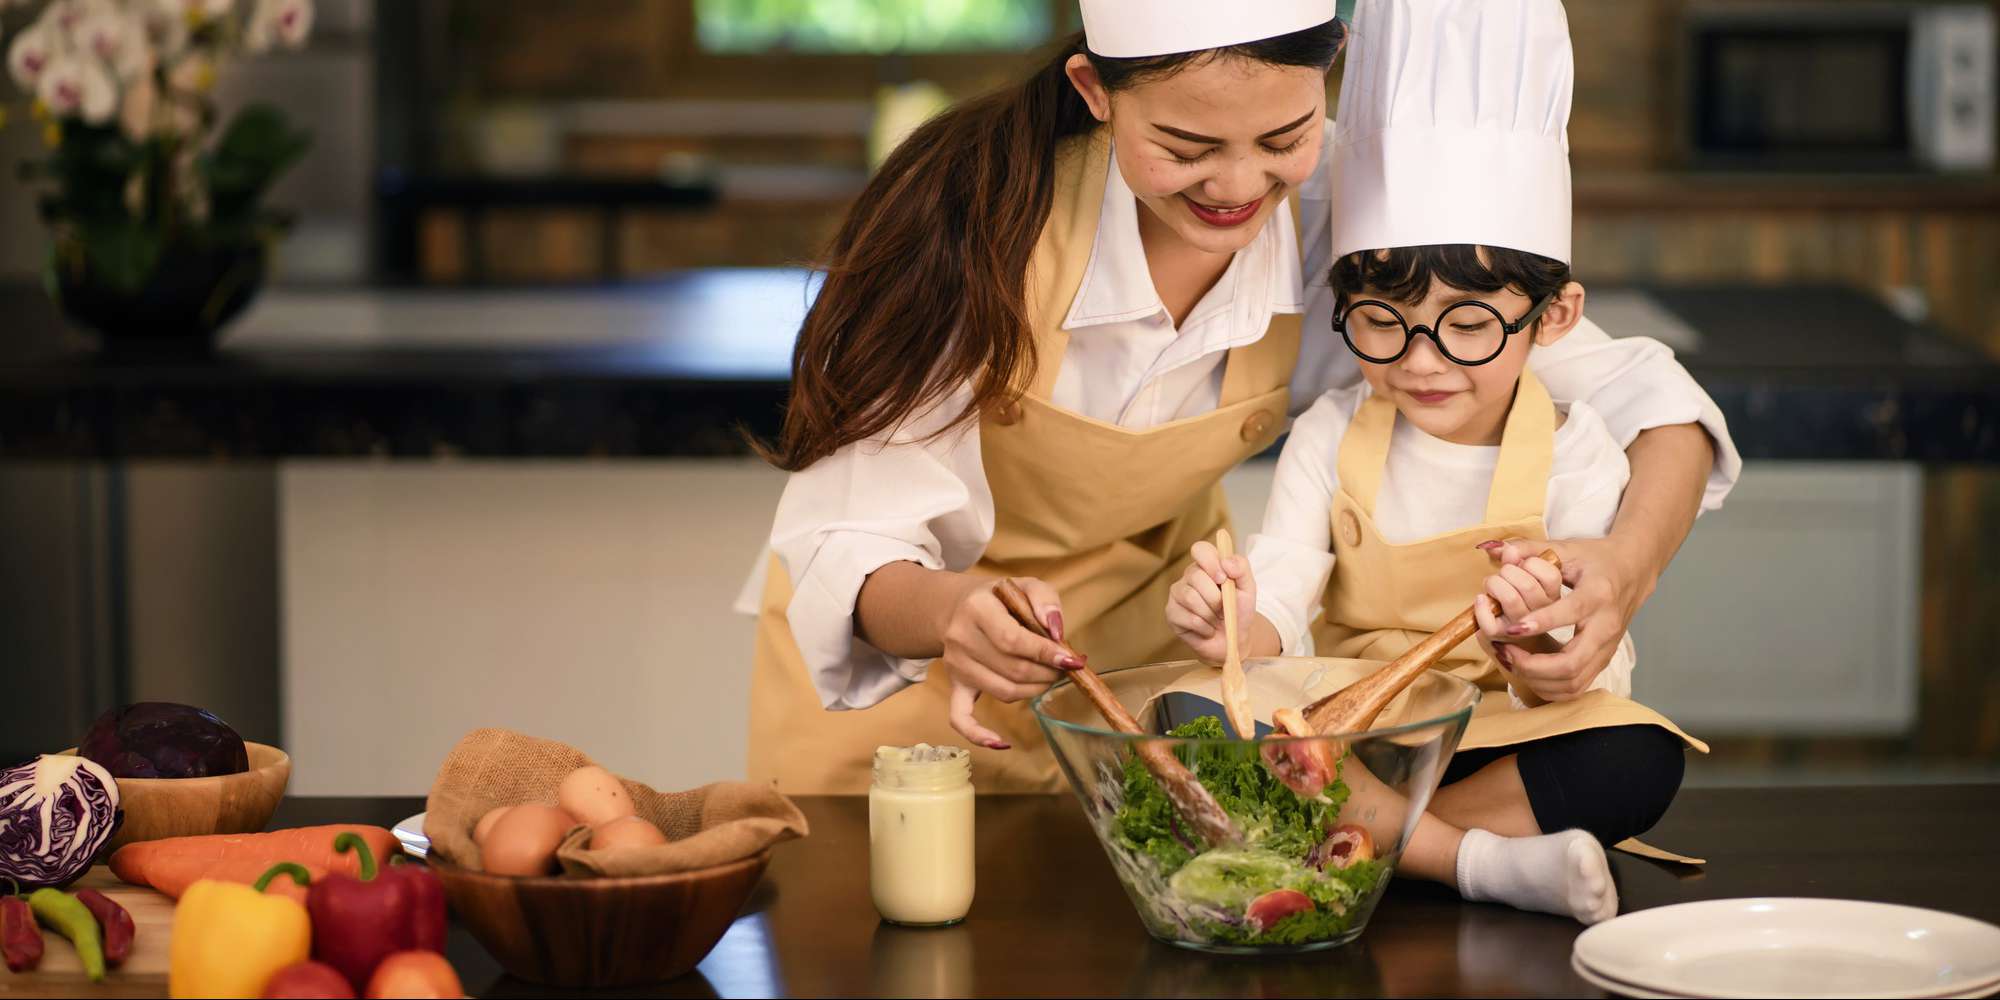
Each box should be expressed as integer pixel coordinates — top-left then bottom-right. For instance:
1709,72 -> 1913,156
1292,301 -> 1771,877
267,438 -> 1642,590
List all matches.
169,863 -> 313,999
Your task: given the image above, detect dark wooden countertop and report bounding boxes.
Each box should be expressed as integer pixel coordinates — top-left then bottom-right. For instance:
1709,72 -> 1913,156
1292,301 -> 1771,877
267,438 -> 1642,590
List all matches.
174,785 -> 2000,998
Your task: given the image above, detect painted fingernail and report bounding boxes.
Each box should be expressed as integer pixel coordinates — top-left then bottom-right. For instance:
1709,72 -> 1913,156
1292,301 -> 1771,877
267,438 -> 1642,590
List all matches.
987,741 -> 1011,751
1046,610 -> 1065,643
1475,540 -> 1503,552
1509,621 -> 1536,635
1057,654 -> 1085,670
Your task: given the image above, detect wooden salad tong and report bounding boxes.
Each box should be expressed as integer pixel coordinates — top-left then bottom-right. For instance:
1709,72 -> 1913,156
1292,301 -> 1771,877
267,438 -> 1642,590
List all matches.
992,579 -> 1243,849
1262,550 -> 1565,796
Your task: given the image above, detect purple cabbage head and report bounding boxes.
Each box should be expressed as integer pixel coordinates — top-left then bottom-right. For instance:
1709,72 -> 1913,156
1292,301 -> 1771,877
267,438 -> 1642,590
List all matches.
78,702 -> 249,779
0,755 -> 122,890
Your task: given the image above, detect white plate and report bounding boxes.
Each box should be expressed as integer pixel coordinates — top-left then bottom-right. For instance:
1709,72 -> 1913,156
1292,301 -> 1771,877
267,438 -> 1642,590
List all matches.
393,811 -> 429,858
1574,898 -> 2000,1000
1573,953 -> 1691,998
1573,953 -> 2000,1000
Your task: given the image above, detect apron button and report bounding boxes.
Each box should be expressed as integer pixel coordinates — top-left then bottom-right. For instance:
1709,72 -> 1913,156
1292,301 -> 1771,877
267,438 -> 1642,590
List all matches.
992,398 -> 1024,426
1239,410 -> 1275,442
1339,510 -> 1363,548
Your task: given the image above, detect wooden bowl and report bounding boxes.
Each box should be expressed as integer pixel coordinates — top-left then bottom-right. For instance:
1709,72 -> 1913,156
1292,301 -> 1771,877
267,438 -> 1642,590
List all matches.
62,742 -> 291,851
430,852 -> 769,988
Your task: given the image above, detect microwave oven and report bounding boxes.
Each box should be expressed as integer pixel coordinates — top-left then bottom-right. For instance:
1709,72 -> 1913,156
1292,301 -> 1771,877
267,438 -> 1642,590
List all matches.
1684,2 -> 1996,171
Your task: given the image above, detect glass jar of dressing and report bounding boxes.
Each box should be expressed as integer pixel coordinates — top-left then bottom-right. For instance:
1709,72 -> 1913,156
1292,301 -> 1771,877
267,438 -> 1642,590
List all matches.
869,743 -> 974,926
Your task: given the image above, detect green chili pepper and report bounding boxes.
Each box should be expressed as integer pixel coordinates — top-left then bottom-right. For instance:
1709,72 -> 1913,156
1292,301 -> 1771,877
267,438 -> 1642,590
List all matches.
254,862 -> 314,893
26,889 -> 104,982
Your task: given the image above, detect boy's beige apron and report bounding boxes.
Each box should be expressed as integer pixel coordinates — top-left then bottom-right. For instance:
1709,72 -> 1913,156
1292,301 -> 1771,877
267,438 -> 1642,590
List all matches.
747,130 -> 1301,794
1314,371 -> 1707,862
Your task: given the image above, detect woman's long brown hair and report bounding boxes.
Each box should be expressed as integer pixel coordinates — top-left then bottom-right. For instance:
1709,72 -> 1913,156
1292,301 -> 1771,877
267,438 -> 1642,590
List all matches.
760,22 -> 1346,472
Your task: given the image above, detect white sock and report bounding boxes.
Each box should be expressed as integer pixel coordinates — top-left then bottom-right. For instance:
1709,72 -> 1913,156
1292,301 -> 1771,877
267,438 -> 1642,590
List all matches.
1454,827 -> 1618,925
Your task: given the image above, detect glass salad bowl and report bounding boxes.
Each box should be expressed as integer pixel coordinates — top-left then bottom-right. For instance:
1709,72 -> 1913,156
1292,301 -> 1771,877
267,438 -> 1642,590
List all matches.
1032,658 -> 1479,954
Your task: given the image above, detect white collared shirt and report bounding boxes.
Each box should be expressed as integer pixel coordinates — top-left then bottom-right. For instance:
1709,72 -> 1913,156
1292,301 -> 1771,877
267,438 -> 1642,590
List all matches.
753,132 -> 1742,711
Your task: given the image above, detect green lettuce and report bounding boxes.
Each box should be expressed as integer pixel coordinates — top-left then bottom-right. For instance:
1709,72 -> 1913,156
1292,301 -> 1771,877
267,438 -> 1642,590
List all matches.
1112,715 -> 1347,875
1109,715 -> 1386,946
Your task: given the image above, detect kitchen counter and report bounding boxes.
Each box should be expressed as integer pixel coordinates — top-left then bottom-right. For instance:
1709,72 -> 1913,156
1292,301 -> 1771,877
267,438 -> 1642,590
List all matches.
1,271 -> 1993,461
14,784 -> 1996,998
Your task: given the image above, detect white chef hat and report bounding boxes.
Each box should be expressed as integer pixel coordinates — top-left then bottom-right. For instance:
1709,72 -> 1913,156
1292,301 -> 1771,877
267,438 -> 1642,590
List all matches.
1080,0 -> 1339,58
1328,0 -> 1575,264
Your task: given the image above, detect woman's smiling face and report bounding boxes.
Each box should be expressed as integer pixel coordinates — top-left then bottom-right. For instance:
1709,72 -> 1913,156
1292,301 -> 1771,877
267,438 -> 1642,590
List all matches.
1068,53 -> 1328,255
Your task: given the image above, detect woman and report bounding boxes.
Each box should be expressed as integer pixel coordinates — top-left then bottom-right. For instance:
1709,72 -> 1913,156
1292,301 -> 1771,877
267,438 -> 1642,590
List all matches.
746,0 -> 1737,796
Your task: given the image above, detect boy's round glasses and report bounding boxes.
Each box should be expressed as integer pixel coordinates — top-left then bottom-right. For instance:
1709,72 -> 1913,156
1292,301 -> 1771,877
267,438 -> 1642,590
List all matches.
1334,291 -> 1557,367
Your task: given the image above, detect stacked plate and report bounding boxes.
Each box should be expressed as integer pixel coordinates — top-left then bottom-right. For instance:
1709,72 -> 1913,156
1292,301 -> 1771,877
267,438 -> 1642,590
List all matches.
392,811 -> 431,858
1572,899 -> 2000,999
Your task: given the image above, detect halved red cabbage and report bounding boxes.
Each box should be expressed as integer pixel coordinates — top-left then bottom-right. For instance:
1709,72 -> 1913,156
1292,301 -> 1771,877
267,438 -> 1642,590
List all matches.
79,702 -> 249,779
0,755 -> 122,890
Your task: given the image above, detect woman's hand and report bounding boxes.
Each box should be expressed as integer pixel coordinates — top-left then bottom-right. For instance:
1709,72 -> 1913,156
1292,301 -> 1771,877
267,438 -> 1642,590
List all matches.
938,575 -> 1080,750
1165,541 -> 1261,665
1471,551 -> 1568,702
1478,537 -> 1653,701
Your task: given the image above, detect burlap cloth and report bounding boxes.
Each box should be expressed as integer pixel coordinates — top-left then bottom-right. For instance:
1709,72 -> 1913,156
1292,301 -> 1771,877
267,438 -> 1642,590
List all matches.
424,728 -> 808,877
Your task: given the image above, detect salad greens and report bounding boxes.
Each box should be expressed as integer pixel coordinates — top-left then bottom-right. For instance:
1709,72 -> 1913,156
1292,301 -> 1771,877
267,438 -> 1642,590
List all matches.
1110,715 -> 1385,947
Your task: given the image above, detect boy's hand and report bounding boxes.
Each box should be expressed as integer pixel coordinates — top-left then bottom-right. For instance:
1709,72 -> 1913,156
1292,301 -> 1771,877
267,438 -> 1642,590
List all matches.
1166,541 -> 1259,666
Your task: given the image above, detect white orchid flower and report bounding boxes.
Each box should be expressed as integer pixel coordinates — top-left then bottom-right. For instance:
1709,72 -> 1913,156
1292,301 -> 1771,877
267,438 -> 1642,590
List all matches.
7,23 -> 57,89
37,55 -> 118,125
245,0 -> 311,52
72,8 -> 150,80
41,0 -> 94,37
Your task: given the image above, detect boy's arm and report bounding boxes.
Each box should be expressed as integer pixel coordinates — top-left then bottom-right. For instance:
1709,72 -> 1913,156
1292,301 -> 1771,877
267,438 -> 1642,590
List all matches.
1242,393 -> 1354,656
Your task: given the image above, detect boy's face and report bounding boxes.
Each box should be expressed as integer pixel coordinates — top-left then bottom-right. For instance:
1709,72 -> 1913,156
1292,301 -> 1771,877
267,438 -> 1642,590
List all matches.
1348,276 -> 1569,447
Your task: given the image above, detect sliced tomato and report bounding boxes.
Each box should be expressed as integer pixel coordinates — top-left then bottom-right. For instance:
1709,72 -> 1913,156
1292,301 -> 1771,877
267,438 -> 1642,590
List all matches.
1245,888 -> 1316,932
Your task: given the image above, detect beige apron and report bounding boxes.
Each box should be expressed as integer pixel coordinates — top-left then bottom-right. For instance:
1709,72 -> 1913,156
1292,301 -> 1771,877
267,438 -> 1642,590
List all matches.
1313,370 -> 1706,862
747,130 -> 1301,794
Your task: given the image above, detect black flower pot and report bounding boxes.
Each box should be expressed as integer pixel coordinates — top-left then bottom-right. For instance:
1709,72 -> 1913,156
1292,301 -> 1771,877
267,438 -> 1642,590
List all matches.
50,239 -> 268,351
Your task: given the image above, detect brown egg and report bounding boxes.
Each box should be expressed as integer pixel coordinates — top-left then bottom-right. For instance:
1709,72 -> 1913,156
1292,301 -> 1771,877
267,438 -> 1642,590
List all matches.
480,803 -> 576,876
590,815 -> 667,851
558,765 -> 638,827
473,805 -> 514,847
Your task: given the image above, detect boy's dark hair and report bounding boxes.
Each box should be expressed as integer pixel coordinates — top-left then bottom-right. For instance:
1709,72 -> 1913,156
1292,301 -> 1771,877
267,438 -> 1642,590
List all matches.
1330,244 -> 1572,309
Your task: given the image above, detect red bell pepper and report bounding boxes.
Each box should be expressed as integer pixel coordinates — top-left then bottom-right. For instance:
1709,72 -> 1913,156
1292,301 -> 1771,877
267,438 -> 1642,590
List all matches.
305,833 -> 447,990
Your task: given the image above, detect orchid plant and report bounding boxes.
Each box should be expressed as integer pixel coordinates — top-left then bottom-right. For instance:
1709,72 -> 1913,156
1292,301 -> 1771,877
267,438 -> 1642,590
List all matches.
2,0 -> 314,294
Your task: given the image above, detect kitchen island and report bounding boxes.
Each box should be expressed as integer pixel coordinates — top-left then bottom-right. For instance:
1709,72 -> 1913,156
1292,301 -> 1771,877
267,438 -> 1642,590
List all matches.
11,784 -> 1996,998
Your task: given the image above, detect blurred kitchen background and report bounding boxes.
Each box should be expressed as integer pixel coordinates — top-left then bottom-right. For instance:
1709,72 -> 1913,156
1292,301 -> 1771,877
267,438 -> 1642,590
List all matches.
2,1 -> 1995,795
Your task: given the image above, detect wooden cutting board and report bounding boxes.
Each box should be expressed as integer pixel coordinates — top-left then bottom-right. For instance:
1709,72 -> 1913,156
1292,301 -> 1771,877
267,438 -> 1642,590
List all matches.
0,868 -> 173,998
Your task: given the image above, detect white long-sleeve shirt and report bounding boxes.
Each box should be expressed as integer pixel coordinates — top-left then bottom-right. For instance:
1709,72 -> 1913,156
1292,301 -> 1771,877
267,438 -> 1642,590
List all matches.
748,133 -> 1740,711
1247,384 -> 1638,701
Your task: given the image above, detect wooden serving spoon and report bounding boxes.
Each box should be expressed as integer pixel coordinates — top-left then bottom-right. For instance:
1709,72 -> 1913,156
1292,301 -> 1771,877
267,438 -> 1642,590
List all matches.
1299,549 -> 1565,736
1262,550 -> 1567,798
1212,529 -> 1257,742
992,579 -> 1243,849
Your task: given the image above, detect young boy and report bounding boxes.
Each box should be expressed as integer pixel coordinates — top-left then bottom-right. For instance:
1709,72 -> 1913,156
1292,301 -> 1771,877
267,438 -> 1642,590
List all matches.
1166,0 -> 1700,924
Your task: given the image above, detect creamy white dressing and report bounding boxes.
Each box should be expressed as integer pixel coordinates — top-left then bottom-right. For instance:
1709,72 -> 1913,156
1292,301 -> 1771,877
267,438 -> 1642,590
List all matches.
868,744 -> 975,926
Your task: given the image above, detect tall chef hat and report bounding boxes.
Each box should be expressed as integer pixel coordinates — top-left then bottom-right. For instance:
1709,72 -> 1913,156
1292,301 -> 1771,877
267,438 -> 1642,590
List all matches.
1080,0 -> 1341,58
1328,0 -> 1575,264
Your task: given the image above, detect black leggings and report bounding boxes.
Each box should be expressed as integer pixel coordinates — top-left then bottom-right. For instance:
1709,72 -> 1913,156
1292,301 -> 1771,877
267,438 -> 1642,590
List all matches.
1439,725 -> 1685,846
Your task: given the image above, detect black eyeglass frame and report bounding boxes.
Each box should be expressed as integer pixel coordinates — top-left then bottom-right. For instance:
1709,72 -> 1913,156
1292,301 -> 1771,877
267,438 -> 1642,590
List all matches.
1333,290 -> 1559,366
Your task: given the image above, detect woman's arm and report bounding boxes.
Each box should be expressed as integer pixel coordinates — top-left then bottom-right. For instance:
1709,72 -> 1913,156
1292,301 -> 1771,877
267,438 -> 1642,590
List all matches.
769,385 -> 1000,711
1493,422 -> 1712,694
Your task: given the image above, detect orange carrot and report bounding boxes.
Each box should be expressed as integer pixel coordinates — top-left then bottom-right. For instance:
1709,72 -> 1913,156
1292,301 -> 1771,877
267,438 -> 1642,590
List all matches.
109,825 -> 400,901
